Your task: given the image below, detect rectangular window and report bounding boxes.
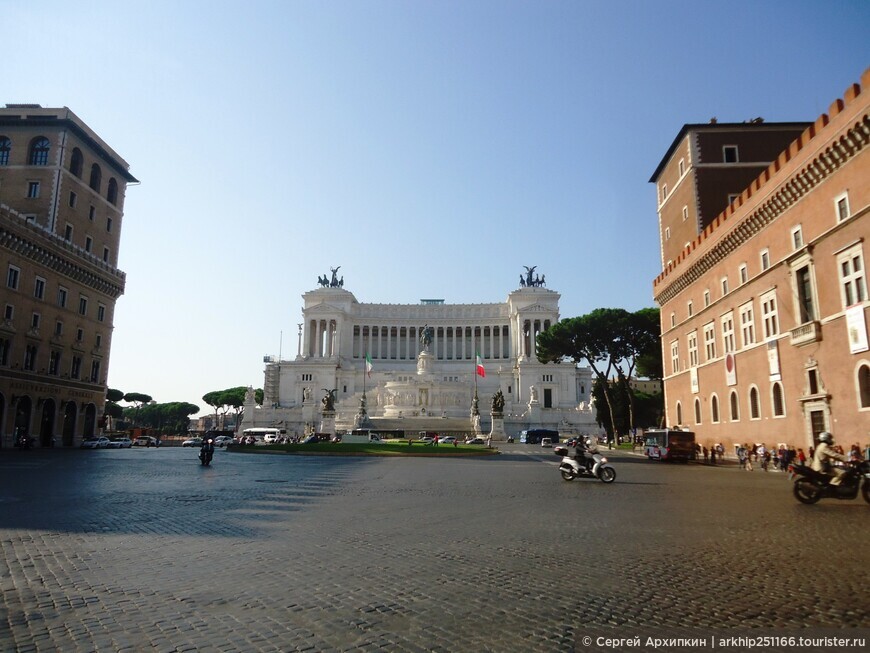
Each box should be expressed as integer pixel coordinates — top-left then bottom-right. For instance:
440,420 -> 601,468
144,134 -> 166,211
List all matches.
721,312 -> 735,354
792,226 -> 803,250
835,193 -> 850,222
665,227 -> 671,240
76,328 -> 83,342
97,304 -> 105,322
687,301 -> 693,317
27,181 -> 40,198
4,304 -> 12,321
49,350 -> 60,375
57,286 -> 68,308
704,322 -> 717,361
838,246 -> 866,308
721,277 -> 729,297
90,359 -> 101,383
723,145 -> 739,163
703,290 -> 710,307
761,291 -> 779,339
682,205 -> 689,222
85,236 -> 93,253
795,265 -> 816,323
7,265 -> 20,290
670,312 -> 676,328
661,184 -> 668,201
89,205 -> 96,221
739,302 -> 756,348
95,334 -> 102,348
761,249 -> 770,271
103,247 -> 110,263
69,191 -> 77,208
55,320 -> 63,336
64,224 -> 73,241
31,312 -> 40,329
670,340 -> 680,374
24,344 -> 37,371
688,331 -> 699,367
739,264 -> 748,285
34,277 -> 45,300
106,217 -> 113,233
71,355 -> 81,379
79,295 -> 88,316
679,159 -> 686,176
0,338 -> 9,366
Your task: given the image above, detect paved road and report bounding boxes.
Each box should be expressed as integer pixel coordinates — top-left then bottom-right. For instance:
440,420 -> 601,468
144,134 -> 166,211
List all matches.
0,445 -> 867,652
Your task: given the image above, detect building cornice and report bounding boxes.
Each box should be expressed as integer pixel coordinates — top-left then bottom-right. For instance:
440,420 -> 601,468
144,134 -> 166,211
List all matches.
654,111 -> 869,306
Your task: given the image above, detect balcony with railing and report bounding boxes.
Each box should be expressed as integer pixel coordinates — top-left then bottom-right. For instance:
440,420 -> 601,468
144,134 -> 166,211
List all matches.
790,321 -> 821,346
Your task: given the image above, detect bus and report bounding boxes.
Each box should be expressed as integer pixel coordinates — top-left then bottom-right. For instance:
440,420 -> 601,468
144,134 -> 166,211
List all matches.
643,429 -> 695,462
241,427 -> 284,443
519,429 -> 559,445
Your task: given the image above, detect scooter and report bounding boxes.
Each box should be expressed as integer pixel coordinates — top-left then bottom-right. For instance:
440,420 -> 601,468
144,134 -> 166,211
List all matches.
199,443 -> 214,466
789,460 -> 870,504
554,445 -> 616,483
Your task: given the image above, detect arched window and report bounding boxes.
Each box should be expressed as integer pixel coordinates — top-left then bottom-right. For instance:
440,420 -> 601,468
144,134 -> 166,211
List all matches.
107,178 -> 118,205
711,394 -> 720,423
29,137 -> 50,165
859,364 -> 870,409
675,401 -> 682,425
730,391 -> 739,421
0,137 -> 10,166
772,382 -> 785,417
694,398 -> 701,424
89,163 -> 102,192
70,148 -> 84,178
749,387 -> 760,419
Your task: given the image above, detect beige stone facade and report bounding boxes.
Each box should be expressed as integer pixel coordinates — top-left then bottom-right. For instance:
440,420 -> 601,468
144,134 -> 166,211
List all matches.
0,105 -> 136,447
652,69 -> 870,453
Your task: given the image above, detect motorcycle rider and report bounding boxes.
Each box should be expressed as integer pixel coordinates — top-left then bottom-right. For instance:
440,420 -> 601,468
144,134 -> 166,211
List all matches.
811,431 -> 849,485
200,438 -> 215,464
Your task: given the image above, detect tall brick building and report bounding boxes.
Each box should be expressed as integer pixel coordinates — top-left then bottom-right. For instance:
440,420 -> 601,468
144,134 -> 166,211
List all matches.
651,69 -> 869,453
0,105 -> 136,447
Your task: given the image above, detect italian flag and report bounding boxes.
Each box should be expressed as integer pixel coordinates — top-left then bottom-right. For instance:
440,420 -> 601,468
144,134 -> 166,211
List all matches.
475,351 -> 486,378
365,353 -> 373,378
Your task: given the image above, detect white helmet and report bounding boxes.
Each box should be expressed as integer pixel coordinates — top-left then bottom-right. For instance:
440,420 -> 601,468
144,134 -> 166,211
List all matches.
818,431 -> 833,444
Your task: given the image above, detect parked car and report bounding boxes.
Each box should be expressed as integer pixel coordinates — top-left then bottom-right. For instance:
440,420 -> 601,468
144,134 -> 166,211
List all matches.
133,436 -> 159,447
440,436 -> 457,445
213,435 -> 234,447
417,436 -> 434,445
107,437 -> 132,448
465,437 -> 486,445
263,433 -> 280,444
541,438 -> 553,447
81,437 -> 110,449
182,437 -> 203,447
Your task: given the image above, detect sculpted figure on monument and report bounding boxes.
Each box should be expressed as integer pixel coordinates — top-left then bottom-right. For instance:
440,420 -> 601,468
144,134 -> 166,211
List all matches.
420,324 -> 434,349
330,266 -> 341,287
321,388 -> 337,412
529,384 -> 539,402
523,265 -> 537,287
491,389 -> 505,414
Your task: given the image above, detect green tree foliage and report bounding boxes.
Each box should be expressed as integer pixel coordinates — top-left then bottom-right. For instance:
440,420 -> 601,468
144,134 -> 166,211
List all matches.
122,402 -> 199,434
123,392 -> 153,426
106,388 -> 125,403
202,387 -> 264,431
537,307 -> 660,441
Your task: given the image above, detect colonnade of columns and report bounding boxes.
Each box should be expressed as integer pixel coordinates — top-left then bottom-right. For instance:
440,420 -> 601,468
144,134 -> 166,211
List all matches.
302,317 -> 554,362
351,324 -> 512,361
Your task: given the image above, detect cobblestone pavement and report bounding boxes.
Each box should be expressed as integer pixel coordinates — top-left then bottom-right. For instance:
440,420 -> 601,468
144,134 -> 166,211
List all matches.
0,445 -> 867,652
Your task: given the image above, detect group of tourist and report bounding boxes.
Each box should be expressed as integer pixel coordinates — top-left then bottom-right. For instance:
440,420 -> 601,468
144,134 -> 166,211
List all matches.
734,441 -> 868,472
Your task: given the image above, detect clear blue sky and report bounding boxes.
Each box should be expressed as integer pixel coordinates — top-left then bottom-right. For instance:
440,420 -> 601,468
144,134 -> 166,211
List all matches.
4,0 -> 869,416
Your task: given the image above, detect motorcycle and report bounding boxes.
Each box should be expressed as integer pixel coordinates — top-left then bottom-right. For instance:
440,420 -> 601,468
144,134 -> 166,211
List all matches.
789,460 -> 870,504
199,443 -> 214,466
554,445 -> 616,483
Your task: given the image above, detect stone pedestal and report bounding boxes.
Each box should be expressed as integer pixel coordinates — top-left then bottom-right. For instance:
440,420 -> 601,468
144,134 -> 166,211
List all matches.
320,411 -> 336,438
527,401 -> 542,424
489,414 -> 506,440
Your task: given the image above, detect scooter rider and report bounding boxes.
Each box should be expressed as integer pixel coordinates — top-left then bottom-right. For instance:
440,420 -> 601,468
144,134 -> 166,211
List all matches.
811,431 -> 849,485
575,436 -> 598,472
200,437 -> 215,463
